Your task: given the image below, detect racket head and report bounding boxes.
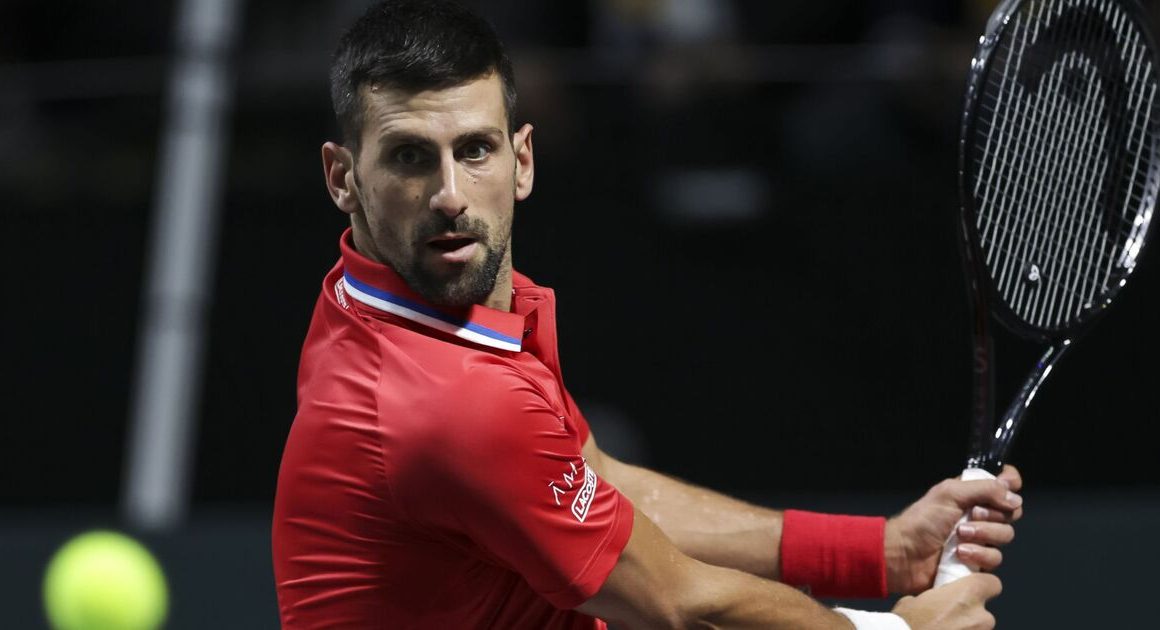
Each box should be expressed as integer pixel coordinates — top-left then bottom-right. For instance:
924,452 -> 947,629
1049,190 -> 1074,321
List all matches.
959,0 -> 1160,344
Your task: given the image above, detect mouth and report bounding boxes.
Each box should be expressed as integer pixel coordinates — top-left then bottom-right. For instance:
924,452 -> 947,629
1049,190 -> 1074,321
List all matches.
426,234 -> 480,263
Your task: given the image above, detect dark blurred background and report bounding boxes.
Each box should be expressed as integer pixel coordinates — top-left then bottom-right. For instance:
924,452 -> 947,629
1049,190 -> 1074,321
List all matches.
2,0 -> 1159,627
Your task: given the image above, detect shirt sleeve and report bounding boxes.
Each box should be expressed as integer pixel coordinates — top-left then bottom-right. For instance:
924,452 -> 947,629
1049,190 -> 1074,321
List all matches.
562,386 -> 591,444
392,364 -> 633,610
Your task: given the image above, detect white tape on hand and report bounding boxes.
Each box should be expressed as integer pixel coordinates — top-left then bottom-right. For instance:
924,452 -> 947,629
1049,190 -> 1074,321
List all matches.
933,467 -> 997,587
834,607 -> 911,629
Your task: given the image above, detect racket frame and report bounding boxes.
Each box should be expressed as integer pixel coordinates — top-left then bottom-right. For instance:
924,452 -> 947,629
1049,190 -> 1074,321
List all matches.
956,0 -> 1160,472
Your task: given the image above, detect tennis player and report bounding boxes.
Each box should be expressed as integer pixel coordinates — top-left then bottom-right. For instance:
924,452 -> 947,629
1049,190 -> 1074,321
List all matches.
271,2 -> 1023,628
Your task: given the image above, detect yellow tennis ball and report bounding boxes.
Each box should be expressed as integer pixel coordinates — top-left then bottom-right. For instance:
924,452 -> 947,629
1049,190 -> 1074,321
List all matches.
43,530 -> 169,630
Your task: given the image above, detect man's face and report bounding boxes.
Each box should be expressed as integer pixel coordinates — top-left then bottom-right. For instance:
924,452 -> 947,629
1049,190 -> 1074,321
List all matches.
342,74 -> 532,308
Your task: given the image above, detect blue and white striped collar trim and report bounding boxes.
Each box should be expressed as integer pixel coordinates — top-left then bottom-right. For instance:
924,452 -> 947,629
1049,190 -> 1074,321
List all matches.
341,271 -> 522,352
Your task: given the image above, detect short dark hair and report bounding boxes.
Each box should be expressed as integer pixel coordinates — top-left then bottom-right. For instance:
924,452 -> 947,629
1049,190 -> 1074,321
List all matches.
329,0 -> 518,150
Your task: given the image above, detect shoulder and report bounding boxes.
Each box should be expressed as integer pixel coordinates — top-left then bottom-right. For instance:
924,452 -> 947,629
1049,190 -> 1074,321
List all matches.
296,273 -> 386,411
407,358 -> 560,456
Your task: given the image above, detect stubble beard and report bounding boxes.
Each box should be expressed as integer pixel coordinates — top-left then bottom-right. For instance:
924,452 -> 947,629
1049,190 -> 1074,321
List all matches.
406,230 -> 509,308
391,211 -> 511,308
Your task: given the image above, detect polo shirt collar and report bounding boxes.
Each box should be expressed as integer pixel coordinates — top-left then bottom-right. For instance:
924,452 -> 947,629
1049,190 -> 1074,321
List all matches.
338,229 -> 525,352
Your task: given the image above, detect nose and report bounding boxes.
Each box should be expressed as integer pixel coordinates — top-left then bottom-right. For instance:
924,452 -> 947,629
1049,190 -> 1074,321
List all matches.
430,154 -> 468,219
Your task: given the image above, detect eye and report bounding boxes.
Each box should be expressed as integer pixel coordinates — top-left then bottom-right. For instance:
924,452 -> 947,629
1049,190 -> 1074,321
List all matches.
459,141 -> 492,162
392,145 -> 429,166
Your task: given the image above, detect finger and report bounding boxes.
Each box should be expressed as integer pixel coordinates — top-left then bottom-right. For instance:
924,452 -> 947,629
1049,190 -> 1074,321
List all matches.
970,506 -> 1009,523
948,478 -> 1023,512
958,521 -> 1015,546
998,464 -> 1023,492
961,571 -> 1003,601
957,543 -> 1004,572
970,505 -> 1024,524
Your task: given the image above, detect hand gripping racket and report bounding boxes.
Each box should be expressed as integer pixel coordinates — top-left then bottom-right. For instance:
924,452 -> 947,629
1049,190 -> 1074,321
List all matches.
934,0 -> 1160,586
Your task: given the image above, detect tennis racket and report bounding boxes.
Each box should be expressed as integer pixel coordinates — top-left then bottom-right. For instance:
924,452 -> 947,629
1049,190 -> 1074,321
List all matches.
934,0 -> 1160,586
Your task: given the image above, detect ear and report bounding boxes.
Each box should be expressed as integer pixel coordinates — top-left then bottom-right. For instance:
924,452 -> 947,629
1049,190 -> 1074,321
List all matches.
321,141 -> 361,215
512,124 -> 535,202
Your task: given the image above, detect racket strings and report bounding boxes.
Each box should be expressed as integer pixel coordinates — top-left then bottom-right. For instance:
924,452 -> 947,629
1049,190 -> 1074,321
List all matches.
1009,1 -> 1154,314
1079,10 -> 1155,306
975,70 -> 1152,272
1032,30 -> 1131,321
969,0 -> 1159,330
983,3 -> 1112,323
979,2 -> 1101,308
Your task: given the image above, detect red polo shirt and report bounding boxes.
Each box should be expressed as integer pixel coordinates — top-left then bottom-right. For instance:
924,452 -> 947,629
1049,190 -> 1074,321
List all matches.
272,230 -> 634,628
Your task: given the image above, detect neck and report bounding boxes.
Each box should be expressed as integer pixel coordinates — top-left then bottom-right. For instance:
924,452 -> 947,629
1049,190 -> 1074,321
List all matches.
485,249 -> 514,312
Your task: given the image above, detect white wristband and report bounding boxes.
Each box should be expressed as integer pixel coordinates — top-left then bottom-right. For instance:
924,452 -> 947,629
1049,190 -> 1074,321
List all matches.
834,607 -> 911,630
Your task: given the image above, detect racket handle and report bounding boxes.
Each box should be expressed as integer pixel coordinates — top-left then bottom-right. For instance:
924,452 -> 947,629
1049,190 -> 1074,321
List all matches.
933,467 -> 997,587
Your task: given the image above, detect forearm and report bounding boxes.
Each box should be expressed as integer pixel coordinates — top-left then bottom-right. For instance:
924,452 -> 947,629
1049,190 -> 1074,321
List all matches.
577,508 -> 855,630
602,456 -> 784,578
678,561 -> 855,630
599,455 -> 888,598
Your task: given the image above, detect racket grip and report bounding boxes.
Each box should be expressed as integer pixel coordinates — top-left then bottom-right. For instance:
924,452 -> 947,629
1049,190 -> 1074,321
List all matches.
933,467 -> 997,587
